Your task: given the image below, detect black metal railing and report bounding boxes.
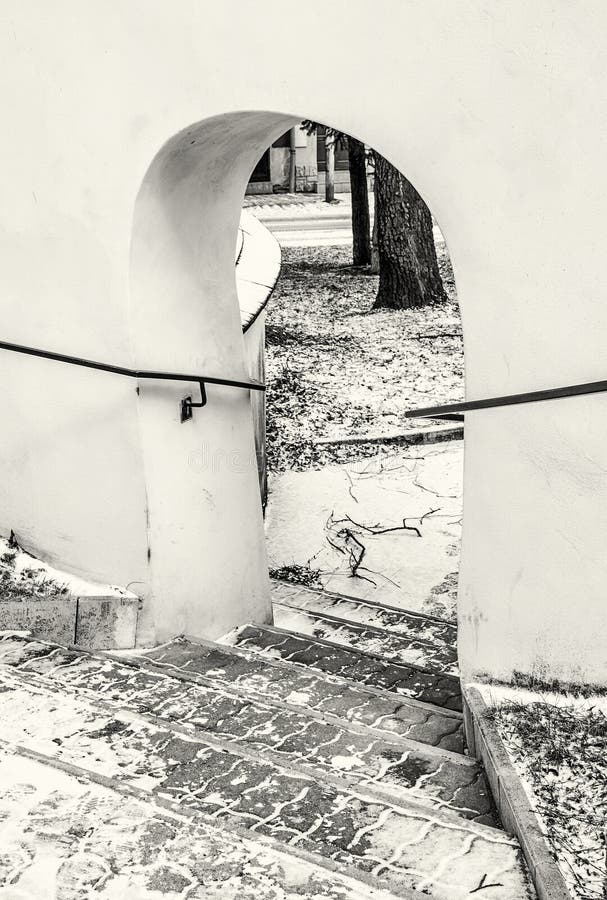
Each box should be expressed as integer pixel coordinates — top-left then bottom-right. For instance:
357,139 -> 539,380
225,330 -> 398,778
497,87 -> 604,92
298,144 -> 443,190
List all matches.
406,378 -> 607,422
0,339 -> 265,421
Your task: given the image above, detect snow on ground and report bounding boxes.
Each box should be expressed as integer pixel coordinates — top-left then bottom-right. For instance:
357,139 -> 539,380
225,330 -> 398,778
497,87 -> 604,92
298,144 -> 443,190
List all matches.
265,441 -> 462,621
478,683 -> 607,900
265,242 -> 463,472
0,535 -> 136,601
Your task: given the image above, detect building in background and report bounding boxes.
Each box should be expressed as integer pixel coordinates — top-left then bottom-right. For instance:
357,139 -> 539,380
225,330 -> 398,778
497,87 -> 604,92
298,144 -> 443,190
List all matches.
246,123 -> 359,195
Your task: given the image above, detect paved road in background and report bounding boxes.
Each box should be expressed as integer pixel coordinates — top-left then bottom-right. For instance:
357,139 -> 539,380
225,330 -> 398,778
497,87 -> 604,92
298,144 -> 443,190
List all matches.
245,194 -> 360,247
244,192 -> 443,248
262,215 -> 354,247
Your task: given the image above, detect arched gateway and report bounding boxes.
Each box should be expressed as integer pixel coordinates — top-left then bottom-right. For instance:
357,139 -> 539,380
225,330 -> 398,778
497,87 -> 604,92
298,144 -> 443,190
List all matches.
1,2 -> 606,691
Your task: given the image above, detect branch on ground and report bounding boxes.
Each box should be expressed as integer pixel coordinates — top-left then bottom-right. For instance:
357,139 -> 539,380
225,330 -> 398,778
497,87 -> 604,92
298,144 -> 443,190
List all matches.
323,508 -> 437,586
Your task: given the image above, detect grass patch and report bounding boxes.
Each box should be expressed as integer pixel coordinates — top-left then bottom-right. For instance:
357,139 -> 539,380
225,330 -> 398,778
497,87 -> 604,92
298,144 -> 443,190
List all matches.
488,700 -> 607,899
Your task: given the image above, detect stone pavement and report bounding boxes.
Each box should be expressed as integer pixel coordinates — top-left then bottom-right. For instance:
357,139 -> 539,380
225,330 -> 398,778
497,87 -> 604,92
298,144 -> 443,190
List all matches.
0,749 -> 398,900
272,587 -> 458,676
0,569 -> 535,898
0,634 -> 488,822
141,635 -> 467,752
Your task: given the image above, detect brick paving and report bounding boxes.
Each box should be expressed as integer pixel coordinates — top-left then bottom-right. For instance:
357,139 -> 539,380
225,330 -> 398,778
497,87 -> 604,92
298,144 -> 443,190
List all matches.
0,748 -> 399,900
0,672 -> 531,899
222,624 -> 463,711
143,636 -> 467,751
0,635 -> 489,821
0,579 -> 535,898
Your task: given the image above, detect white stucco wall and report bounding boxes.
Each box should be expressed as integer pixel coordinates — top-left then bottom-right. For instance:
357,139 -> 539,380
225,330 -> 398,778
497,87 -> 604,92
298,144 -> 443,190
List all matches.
1,1 -> 606,682
243,315 -> 268,505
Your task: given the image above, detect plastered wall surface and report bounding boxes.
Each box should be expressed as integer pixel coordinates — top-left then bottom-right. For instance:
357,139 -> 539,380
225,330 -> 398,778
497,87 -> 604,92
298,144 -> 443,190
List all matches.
1,1 -> 606,680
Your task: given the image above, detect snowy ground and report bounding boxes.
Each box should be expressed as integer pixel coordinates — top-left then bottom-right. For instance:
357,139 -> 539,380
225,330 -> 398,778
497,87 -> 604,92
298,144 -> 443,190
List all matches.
265,441 -> 462,621
479,685 -> 607,900
265,241 -> 463,472
0,535 -> 136,601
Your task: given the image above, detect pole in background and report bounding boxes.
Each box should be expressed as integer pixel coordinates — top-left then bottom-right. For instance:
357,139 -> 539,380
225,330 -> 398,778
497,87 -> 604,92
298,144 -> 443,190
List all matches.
325,132 -> 335,203
288,127 -> 297,193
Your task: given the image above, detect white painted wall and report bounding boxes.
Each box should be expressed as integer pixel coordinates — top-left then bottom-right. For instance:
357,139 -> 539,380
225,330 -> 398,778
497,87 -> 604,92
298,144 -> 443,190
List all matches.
1,1 -> 606,682
243,315 -> 268,505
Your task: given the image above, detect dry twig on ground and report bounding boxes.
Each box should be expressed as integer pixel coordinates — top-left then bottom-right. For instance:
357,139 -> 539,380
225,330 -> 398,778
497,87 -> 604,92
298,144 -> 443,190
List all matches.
323,508 -> 437,587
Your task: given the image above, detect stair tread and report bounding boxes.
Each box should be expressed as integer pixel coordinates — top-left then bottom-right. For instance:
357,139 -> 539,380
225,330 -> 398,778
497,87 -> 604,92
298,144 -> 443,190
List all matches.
222,623 -> 463,711
272,580 -> 457,645
0,634 -> 492,823
0,667 -> 533,899
0,745 -> 408,900
272,602 -> 458,675
139,635 -> 466,751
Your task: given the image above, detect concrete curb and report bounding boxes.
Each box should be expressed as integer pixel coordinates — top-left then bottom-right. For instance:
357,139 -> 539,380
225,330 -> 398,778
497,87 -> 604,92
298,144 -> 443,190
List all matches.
463,686 -> 571,900
315,423 -> 463,448
0,594 -> 139,649
0,597 -> 77,645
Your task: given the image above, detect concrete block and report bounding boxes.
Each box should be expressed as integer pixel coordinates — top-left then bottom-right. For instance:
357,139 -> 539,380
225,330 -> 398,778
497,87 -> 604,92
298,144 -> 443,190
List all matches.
462,695 -> 476,756
75,596 -> 139,650
0,598 -> 76,644
463,686 -> 571,900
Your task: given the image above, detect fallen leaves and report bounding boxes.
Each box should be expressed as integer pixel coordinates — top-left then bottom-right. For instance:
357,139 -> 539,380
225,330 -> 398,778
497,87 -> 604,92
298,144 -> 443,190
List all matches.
266,244 -> 463,472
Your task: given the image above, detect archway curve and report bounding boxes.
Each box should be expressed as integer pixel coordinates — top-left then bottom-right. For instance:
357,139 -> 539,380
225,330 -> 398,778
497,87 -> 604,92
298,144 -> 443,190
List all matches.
129,108 -> 465,649
129,109 -> 464,376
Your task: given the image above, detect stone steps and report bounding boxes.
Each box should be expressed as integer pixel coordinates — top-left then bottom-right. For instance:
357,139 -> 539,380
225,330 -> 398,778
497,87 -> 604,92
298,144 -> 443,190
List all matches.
272,602 -> 457,675
221,622 -> 463,711
271,580 -> 457,648
138,634 -> 467,752
0,634 -> 491,822
0,745 -> 408,900
0,667 -> 531,899
0,579 -> 535,899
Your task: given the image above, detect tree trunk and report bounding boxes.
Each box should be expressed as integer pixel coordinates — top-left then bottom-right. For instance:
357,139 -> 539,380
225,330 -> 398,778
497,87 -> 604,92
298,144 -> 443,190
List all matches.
373,152 -> 446,309
347,137 -> 371,265
370,173 -> 380,274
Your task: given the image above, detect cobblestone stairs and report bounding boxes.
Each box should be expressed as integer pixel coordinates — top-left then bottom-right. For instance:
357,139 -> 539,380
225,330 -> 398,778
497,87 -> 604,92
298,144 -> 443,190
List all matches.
0,581 -> 535,899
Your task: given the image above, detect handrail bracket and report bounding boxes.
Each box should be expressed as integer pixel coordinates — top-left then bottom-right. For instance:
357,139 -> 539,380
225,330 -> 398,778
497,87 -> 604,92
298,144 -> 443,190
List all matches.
181,381 -> 208,422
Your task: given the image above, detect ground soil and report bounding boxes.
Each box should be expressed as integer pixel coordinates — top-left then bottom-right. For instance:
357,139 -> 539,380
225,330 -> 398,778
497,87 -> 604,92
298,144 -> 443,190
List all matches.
265,242 -> 462,472
489,700 -> 607,900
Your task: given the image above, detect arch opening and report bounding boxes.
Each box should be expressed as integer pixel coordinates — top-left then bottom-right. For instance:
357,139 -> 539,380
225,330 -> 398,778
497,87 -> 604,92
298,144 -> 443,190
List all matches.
241,118 -> 465,652
129,108 -> 465,659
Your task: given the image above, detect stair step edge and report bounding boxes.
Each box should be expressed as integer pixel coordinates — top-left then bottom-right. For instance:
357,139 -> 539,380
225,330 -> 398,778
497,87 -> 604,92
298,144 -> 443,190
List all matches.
107,657 -> 471,766
170,633 -> 464,720
0,637 -> 472,765
0,667 -> 505,838
222,622 -> 460,683
271,578 -> 458,629
273,600 -> 456,651
1,739 -> 418,900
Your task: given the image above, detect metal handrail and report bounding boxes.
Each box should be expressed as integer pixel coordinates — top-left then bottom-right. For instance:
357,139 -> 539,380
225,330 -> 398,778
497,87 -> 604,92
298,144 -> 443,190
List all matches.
406,378 -> 607,422
0,339 -> 265,421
